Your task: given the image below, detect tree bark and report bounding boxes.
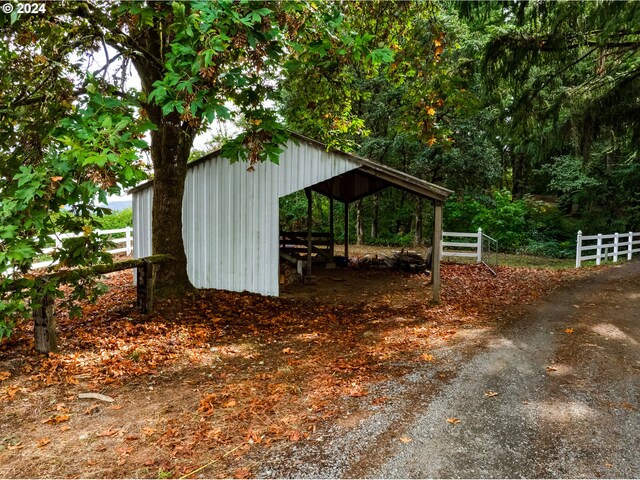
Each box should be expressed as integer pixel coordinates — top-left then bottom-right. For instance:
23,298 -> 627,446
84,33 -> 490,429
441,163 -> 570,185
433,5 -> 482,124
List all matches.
356,199 -> 364,245
371,193 -> 379,240
413,197 -> 423,247
130,16 -> 195,300
148,123 -> 195,297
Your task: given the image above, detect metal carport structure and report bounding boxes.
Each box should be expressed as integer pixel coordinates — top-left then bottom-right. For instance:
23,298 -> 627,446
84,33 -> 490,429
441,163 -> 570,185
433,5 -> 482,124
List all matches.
131,133 -> 452,301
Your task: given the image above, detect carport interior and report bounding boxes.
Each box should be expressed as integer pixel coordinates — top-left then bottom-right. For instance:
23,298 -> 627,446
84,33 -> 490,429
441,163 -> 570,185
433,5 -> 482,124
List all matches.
281,159 -> 452,302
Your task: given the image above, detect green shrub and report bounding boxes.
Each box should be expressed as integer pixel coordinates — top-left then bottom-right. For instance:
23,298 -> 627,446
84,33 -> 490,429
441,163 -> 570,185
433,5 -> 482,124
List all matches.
97,208 -> 132,230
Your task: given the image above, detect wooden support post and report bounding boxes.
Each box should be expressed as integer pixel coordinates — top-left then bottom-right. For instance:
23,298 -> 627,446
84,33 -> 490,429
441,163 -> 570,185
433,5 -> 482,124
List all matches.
136,259 -> 154,313
305,188 -> 313,276
329,195 -> 335,259
33,280 -> 57,353
432,201 -> 443,303
344,201 -> 350,260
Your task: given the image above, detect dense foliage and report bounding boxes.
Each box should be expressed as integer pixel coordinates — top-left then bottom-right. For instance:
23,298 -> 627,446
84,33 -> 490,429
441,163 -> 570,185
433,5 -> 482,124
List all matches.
2,0 -> 639,340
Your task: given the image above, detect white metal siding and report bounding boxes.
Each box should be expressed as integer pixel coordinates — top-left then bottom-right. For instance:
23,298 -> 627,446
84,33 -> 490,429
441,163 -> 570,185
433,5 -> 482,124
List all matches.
132,138 -> 360,296
132,187 -> 153,259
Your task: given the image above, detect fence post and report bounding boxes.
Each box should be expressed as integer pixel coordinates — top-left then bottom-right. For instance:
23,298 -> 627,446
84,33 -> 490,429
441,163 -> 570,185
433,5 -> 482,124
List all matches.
125,227 -> 132,256
33,279 -> 57,353
596,233 -> 603,266
576,230 -> 582,268
613,233 -> 619,262
629,232 -> 634,261
477,228 -> 483,263
136,259 -> 154,313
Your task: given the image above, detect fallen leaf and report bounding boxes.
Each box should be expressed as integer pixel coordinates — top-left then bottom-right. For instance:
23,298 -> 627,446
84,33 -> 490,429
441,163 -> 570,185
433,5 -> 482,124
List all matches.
621,402 -> 637,411
223,399 -> 237,408
0,371 -> 11,381
565,328 -> 574,334
446,417 -> 461,424
59,425 -> 71,432
36,437 -> 51,448
484,391 -> 498,397
399,436 -> 412,443
110,405 -> 123,411
233,467 -> 251,479
546,366 -> 558,372
282,347 -> 294,355
84,404 -> 100,415
289,430 -> 301,442
87,459 -> 97,466
96,428 -> 121,437
141,427 -> 157,436
43,414 -> 70,425
420,353 -> 435,362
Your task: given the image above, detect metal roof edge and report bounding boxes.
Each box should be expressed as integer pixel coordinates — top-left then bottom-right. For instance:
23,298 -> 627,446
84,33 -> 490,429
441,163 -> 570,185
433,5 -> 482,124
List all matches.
128,131 -> 453,200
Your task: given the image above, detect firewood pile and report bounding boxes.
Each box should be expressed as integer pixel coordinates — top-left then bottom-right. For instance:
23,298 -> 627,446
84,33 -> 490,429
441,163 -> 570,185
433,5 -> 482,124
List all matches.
352,248 -> 432,272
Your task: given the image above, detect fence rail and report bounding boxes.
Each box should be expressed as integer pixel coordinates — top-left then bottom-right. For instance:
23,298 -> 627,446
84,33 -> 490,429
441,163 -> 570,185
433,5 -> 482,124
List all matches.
442,228 -> 498,271
575,230 -> 640,267
30,227 -> 133,270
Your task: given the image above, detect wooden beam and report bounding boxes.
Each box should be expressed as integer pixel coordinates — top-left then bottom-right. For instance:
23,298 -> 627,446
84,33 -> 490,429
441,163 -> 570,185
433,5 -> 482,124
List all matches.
344,201 -> 350,260
306,188 -> 313,276
432,200 -> 443,303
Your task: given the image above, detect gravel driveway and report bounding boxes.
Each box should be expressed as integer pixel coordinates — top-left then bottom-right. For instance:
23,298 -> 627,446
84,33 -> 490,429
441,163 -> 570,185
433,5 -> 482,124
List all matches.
257,261 -> 640,478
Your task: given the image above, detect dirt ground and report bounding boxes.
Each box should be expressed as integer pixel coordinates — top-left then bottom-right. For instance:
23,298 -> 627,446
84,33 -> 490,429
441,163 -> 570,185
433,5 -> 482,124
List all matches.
0,257 -> 598,478
257,261 -> 640,478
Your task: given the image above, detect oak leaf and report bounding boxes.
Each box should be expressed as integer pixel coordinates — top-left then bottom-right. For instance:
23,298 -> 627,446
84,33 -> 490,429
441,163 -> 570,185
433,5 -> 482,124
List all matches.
43,414 -> 70,424
36,437 -> 51,448
234,467 -> 251,479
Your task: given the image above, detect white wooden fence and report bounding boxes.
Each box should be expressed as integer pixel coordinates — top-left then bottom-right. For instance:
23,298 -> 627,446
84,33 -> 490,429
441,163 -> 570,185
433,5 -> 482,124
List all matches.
31,227 -> 133,270
575,230 -> 640,268
442,228 -> 498,265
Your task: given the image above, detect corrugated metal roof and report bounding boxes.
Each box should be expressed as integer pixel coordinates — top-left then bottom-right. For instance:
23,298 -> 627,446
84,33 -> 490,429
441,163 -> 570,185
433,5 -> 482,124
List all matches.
129,132 -> 453,202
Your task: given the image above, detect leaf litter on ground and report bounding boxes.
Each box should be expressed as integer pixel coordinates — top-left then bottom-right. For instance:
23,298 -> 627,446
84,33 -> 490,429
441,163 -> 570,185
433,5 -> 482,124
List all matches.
0,263 -> 593,478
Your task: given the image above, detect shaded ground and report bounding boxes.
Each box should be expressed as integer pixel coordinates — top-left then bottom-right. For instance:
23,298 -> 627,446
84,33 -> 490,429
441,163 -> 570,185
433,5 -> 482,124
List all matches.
257,261 -> 640,479
0,260 -> 595,478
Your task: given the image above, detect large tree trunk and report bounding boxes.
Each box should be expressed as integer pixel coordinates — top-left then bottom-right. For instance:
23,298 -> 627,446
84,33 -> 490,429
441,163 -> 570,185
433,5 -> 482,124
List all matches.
370,193 -> 379,240
356,199 -> 364,245
149,123 -> 195,298
131,18 -> 195,300
511,152 -> 528,200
